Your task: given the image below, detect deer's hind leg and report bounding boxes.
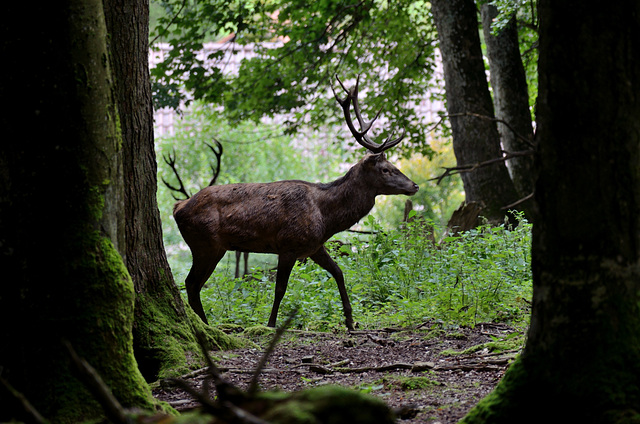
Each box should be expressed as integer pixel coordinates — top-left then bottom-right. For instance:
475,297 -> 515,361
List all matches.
310,246 -> 354,331
185,247 -> 226,325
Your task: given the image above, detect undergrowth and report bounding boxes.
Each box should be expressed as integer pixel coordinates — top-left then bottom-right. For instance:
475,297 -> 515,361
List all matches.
172,215 -> 532,331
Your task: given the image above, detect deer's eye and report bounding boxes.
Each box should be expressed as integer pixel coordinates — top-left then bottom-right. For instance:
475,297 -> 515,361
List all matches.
382,168 -> 391,174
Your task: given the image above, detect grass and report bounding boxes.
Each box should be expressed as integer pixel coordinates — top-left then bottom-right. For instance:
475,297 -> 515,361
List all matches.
168,214 -> 532,331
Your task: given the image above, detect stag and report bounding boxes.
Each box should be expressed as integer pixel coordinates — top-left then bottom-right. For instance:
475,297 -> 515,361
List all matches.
174,76 -> 419,330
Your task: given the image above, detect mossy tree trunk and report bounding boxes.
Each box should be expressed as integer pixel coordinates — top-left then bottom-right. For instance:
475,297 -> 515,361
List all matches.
103,0 -> 241,382
462,1 -> 640,422
0,0 -> 160,422
431,0 -> 521,224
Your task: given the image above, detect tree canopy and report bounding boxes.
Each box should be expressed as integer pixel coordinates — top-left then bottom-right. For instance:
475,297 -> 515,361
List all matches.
151,0 -> 443,156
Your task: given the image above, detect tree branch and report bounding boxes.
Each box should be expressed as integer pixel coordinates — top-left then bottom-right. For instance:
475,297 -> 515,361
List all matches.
431,149 -> 534,185
447,112 -> 535,148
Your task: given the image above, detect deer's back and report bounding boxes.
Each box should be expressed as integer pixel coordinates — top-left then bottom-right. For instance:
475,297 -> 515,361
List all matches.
173,180 -> 328,256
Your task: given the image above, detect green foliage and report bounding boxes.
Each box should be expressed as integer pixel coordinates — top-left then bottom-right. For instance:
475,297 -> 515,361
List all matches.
189,215 -> 532,331
150,0 -> 441,157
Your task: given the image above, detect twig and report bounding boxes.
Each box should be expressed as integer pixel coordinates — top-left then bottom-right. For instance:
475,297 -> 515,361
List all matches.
63,341 -> 130,424
501,192 -> 534,210
165,377 -> 219,413
307,361 -> 435,375
0,376 -> 47,424
194,330 -> 247,404
168,332 -> 272,424
248,309 -> 298,395
431,149 -> 533,185
149,0 -> 187,46
448,112 -> 535,148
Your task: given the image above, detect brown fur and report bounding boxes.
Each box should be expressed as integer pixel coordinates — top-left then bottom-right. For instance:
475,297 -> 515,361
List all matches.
174,152 -> 418,330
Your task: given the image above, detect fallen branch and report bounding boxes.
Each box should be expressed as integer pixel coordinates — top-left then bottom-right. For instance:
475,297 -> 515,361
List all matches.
432,363 -> 504,372
308,361 -> 436,375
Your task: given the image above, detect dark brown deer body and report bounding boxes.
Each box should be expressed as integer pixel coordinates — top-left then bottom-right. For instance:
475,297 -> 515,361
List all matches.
174,76 -> 418,330
174,153 -> 417,329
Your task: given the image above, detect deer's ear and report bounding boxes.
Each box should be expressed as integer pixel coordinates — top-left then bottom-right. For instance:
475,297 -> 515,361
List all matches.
363,152 -> 385,165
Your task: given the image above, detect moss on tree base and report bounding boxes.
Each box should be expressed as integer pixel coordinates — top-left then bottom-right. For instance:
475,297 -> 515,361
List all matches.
133,287 -> 249,382
461,356 -> 640,424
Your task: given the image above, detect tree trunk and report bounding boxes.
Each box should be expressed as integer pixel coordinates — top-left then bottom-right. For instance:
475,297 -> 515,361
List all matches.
0,0 -> 158,421
481,4 -> 535,217
431,0 -> 520,224
462,1 -> 640,422
103,0 -> 241,382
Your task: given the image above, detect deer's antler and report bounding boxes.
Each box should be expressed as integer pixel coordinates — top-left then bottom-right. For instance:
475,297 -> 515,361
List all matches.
162,148 -> 192,201
332,74 -> 405,153
205,139 -> 223,187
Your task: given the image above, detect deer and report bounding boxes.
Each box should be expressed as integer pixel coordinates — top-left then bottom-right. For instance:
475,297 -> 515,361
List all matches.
173,76 -> 419,330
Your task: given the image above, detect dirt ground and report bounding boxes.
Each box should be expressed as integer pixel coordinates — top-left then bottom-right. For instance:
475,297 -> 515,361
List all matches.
153,323 -> 521,423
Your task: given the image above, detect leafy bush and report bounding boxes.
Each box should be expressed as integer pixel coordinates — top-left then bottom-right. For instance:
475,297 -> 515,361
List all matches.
195,215 -> 532,331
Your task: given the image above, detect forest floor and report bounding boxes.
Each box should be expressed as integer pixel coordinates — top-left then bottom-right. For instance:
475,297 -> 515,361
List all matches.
153,323 -> 522,423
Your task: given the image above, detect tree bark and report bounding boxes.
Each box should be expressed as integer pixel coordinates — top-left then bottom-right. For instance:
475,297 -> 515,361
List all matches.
431,0 -> 520,224
481,4 -> 535,217
0,0 -> 158,421
462,0 -> 640,421
103,0 -> 241,382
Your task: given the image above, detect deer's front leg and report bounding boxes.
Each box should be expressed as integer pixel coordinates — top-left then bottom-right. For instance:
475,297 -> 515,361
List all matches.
268,254 -> 297,328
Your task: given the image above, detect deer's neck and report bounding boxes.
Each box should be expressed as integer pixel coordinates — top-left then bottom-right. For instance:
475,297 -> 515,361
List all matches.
319,167 -> 376,235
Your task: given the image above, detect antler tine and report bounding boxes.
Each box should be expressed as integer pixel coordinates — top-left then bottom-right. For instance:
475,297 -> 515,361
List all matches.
333,75 -> 377,151
378,128 -> 407,152
205,139 -> 223,187
333,74 -> 402,154
350,75 -> 383,141
162,148 -> 192,201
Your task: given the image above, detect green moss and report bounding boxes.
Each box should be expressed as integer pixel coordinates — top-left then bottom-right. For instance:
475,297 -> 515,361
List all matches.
421,328 -> 446,340
458,355 -> 529,423
133,285 -> 248,382
441,335 -> 523,357
49,233 -> 162,423
169,410 -> 224,424
261,385 -> 395,424
217,323 -> 245,333
243,325 -> 276,337
461,354 -> 640,424
385,376 -> 441,391
161,386 -> 394,424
